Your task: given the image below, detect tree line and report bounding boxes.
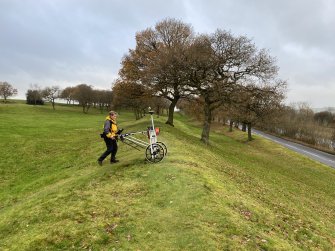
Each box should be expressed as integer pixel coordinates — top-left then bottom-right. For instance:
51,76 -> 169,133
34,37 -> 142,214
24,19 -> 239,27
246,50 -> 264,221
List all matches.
0,81 -> 112,113
116,18 -> 286,143
25,84 -> 113,113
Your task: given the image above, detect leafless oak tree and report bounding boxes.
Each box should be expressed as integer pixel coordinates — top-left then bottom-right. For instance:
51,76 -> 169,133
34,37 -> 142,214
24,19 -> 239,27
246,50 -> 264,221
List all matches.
0,82 -> 18,103
42,86 -> 61,110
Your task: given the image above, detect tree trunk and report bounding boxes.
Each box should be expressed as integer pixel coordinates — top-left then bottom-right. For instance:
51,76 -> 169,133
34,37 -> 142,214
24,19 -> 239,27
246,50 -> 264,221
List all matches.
165,97 -> 179,127
201,101 -> 212,144
134,109 -> 139,120
247,122 -> 253,141
242,123 -> 247,132
229,120 -> 233,132
156,105 -> 160,118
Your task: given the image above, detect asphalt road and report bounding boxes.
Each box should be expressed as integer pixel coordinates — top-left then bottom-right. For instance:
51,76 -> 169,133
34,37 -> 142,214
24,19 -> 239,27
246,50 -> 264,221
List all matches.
252,129 -> 335,169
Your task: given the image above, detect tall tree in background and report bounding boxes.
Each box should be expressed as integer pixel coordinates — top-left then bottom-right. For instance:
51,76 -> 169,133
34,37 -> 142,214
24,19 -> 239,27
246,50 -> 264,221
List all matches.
60,87 -> 76,105
186,35 -> 220,144
120,18 -> 194,126
233,82 -> 286,141
187,30 -> 280,144
112,79 -> 152,119
92,90 -> 113,113
26,90 -> 44,105
151,96 -> 170,117
26,84 -> 43,105
42,86 -> 60,110
314,111 -> 334,127
72,84 -> 93,113
0,82 -> 18,103
100,90 -> 113,112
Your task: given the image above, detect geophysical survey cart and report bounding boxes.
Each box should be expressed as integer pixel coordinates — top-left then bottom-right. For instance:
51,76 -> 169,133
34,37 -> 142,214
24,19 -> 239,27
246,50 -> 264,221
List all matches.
119,109 -> 167,163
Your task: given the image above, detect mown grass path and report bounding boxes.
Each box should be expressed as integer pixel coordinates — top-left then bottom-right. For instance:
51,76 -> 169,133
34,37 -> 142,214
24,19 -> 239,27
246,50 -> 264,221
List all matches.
0,103 -> 334,250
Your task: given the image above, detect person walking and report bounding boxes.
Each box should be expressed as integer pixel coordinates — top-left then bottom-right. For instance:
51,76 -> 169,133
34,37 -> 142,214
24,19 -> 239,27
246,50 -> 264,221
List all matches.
98,111 -> 119,165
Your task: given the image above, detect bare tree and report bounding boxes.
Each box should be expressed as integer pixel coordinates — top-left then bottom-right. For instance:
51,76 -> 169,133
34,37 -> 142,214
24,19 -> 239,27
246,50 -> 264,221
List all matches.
0,82 -> 18,103
60,86 -> 76,105
42,86 -> 60,110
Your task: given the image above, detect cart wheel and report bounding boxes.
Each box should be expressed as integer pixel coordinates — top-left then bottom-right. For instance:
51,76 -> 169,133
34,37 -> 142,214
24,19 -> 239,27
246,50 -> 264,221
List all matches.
145,143 -> 165,163
156,141 -> 168,156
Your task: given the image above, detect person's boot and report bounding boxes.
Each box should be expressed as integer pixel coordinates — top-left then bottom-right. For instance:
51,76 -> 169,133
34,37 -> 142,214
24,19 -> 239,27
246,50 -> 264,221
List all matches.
98,160 -> 103,166
110,159 -> 119,163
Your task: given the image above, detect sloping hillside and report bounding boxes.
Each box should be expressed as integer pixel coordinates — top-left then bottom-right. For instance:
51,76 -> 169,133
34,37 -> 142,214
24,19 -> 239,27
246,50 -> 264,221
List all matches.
0,103 -> 334,250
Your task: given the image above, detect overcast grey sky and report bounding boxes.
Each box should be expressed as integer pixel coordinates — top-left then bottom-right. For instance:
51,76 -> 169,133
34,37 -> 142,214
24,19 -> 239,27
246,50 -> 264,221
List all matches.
1,0 -> 334,108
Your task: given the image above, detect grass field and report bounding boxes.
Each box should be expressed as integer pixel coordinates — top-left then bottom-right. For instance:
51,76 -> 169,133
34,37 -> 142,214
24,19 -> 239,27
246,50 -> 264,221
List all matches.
0,102 -> 334,250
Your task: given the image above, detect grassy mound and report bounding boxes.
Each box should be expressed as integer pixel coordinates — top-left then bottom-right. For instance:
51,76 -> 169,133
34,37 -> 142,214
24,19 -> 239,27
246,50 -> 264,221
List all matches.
0,103 -> 334,250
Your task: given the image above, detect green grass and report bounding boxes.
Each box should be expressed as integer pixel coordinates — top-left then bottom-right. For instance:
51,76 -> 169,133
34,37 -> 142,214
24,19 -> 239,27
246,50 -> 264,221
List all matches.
0,103 -> 334,250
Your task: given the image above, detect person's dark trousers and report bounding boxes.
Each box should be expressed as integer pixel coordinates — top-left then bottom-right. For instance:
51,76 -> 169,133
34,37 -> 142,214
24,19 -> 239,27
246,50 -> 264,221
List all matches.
98,137 -> 118,162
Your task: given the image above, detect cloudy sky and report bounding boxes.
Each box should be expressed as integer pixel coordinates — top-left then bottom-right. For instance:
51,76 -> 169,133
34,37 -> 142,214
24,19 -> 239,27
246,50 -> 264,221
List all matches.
1,0 -> 334,108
